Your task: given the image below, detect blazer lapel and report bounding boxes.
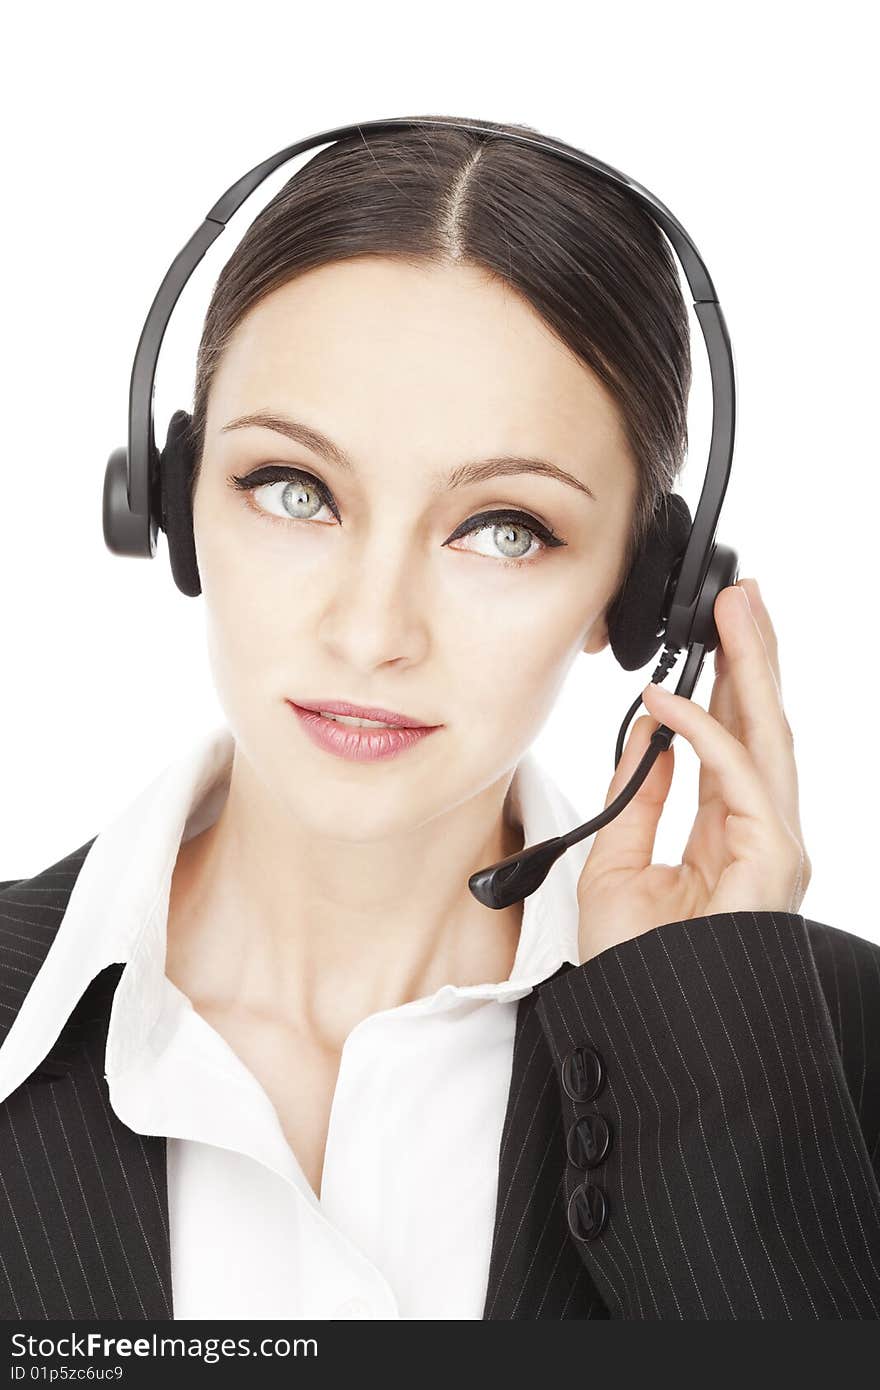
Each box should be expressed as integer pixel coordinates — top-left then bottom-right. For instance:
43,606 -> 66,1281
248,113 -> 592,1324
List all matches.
0,843 -> 601,1319
0,841 -> 172,1319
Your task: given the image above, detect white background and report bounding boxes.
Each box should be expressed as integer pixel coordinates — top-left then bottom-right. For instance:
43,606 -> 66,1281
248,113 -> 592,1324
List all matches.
1,0 -> 876,944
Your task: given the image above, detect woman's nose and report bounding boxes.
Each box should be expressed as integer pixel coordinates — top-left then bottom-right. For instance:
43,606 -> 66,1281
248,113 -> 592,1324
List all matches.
316,534 -> 431,670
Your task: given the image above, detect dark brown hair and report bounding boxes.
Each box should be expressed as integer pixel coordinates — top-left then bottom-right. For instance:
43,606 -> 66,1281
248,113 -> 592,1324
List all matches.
190,114 -> 692,602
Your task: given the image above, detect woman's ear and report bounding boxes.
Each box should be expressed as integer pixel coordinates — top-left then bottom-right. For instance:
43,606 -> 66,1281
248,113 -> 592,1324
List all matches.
582,622 -> 609,656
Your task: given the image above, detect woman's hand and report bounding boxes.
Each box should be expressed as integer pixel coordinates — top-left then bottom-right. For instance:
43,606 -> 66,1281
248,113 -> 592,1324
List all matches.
576,577 -> 812,966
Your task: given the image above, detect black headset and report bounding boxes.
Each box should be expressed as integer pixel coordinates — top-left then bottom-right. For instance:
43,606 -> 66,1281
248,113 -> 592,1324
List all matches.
102,115 -> 739,912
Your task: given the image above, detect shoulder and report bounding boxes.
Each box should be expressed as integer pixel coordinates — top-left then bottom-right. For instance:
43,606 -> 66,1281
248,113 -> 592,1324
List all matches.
0,837 -> 98,901
0,837 -> 99,1020
0,836 -> 106,1083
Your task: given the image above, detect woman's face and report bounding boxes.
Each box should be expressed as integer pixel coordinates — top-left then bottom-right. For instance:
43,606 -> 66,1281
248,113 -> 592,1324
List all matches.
193,256 -> 638,840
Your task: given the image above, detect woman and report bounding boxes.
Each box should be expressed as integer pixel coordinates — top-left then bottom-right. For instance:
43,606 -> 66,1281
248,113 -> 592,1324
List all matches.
1,117 -> 878,1322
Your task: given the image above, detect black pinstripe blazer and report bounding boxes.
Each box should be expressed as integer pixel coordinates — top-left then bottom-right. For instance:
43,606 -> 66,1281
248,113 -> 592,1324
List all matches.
1,837 -> 880,1320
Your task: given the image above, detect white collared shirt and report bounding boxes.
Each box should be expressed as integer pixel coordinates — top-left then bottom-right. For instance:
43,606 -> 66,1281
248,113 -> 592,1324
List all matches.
0,725 -> 587,1319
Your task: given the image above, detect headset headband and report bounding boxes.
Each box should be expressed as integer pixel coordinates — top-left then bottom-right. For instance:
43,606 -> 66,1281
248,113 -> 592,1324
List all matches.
119,115 -> 735,648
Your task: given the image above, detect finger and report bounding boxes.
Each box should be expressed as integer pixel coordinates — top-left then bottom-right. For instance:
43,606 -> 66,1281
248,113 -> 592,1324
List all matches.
680,793 -> 734,892
737,576 -> 808,842
712,581 -> 801,832
737,577 -> 783,698
709,642 -> 738,733
697,655 -> 739,814
678,593 -> 745,816
584,714 -> 674,876
640,677 -> 784,835
702,578 -> 779,807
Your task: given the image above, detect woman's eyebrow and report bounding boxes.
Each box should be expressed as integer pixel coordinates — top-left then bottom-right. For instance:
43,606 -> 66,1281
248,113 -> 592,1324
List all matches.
220,411 -> 598,501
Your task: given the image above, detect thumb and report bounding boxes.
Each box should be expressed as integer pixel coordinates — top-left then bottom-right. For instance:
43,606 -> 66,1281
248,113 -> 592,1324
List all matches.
583,714 -> 674,877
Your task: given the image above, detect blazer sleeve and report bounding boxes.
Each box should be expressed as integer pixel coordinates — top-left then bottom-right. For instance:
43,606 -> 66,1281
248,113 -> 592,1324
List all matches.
533,909 -> 880,1319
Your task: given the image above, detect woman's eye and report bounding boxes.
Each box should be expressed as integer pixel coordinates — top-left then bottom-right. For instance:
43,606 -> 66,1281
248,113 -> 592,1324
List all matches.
227,472 -> 566,567
228,467 -> 339,525
445,510 -> 567,566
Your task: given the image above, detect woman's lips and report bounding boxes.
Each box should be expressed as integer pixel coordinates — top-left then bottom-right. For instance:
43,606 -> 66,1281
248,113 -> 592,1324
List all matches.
292,697 -> 430,727
286,701 -> 442,762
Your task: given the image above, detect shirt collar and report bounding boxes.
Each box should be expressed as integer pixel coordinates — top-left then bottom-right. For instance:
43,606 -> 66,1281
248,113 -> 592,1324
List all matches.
3,724 -> 585,1087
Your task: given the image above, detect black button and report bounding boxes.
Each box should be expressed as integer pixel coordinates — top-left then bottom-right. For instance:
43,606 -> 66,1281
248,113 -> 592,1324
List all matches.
566,1113 -> 612,1169
561,1045 -> 604,1103
567,1182 -> 608,1242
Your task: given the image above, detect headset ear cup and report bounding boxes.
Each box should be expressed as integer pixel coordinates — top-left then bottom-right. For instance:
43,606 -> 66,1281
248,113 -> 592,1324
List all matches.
605,492 -> 693,671
158,409 -> 202,598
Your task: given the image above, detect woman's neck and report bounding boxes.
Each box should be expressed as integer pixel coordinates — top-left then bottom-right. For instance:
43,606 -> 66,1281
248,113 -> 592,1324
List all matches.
164,755 -> 526,1052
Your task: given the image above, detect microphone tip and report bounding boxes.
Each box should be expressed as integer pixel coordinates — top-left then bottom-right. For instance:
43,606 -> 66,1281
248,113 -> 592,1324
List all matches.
467,867 -> 509,910
467,837 -> 565,910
